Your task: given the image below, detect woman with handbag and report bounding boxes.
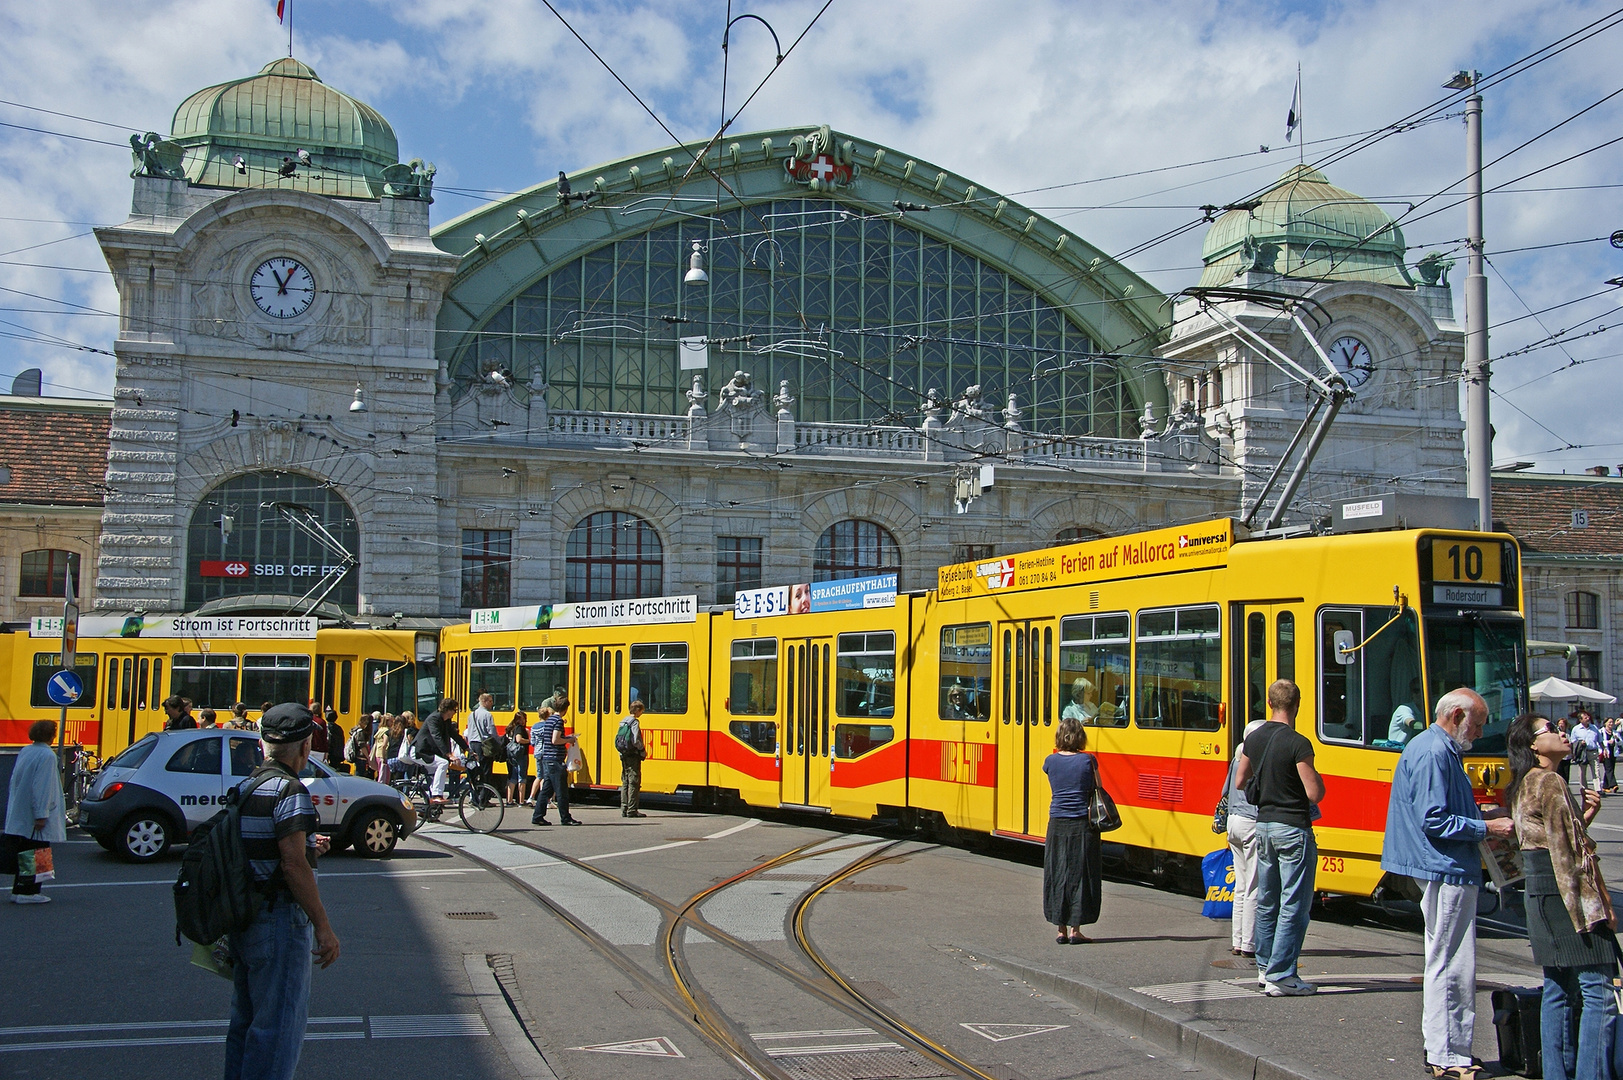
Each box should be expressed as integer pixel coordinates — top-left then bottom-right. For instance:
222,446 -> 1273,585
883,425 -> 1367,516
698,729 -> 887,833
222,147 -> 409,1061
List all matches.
1220,718 -> 1268,958
1042,716 -> 1102,944
1507,714 -> 1616,1080
4,719 -> 65,904
505,711 -> 530,806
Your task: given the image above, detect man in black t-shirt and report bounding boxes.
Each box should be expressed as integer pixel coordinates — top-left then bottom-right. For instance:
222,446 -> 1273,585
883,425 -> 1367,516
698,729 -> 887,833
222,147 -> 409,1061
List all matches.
1233,679 -> 1324,997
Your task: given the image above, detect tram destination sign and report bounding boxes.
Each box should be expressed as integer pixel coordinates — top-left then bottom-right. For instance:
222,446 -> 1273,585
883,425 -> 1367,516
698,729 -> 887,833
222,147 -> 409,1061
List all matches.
471,595 -> 700,633
31,614 -> 319,639
937,518 -> 1235,601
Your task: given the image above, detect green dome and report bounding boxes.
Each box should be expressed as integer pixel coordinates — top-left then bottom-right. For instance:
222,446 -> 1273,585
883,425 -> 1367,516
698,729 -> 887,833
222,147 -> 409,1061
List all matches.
1199,164 -> 1414,288
169,57 -> 399,199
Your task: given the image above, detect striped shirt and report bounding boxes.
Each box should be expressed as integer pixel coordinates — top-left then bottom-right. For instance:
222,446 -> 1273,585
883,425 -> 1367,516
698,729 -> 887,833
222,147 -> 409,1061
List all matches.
535,715 -> 566,766
236,764 -> 319,885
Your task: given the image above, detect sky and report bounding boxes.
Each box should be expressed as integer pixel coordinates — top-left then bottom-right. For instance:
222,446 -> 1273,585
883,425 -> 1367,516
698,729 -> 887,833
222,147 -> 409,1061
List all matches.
1,0 -> 1620,472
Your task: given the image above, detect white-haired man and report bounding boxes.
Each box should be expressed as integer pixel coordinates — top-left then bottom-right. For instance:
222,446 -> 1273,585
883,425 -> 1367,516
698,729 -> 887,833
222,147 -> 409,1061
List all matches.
1381,687 -> 1514,1080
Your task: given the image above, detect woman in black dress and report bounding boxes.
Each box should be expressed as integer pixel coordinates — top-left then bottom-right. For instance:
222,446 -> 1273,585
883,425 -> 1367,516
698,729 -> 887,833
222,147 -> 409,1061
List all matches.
1043,716 -> 1102,943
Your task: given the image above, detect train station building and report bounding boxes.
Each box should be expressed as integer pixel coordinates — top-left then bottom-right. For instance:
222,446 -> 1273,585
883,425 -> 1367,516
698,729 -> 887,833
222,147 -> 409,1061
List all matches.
85,57 -> 1471,622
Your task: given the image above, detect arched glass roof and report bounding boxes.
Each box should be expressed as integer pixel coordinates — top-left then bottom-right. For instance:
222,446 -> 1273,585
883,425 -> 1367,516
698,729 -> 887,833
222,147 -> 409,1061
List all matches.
433,126 -> 1171,435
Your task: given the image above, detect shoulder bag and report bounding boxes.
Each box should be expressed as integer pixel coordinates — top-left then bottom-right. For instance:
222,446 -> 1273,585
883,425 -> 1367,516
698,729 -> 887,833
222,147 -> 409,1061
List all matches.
1087,758 -> 1122,831
1212,754 -> 1240,834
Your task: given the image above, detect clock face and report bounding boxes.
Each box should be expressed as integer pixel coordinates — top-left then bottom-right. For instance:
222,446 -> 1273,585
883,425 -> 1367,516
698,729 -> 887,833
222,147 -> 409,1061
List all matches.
249,257 -> 316,319
1328,335 -> 1373,387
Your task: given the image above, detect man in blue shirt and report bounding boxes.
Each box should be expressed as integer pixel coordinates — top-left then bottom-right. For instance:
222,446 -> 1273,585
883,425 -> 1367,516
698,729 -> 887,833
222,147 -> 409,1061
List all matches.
1381,688 -> 1514,1078
1570,711 -> 1602,793
530,700 -> 581,826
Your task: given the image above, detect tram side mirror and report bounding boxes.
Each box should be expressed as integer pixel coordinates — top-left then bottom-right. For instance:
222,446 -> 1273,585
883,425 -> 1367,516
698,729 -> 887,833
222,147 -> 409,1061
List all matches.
1332,631 -> 1357,666
373,671 -> 383,684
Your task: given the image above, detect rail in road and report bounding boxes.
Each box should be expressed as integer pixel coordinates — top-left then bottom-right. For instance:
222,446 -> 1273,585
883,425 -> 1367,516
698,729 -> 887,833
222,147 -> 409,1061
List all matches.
418,822 -> 1002,1080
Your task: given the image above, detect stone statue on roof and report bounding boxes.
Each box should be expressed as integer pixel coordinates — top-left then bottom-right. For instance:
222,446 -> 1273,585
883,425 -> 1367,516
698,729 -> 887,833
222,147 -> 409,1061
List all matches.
718,370 -> 764,411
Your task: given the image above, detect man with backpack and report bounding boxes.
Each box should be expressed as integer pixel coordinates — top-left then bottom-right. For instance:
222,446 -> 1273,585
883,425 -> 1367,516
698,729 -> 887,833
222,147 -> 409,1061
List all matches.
226,702 -> 340,1080
616,698 -> 648,817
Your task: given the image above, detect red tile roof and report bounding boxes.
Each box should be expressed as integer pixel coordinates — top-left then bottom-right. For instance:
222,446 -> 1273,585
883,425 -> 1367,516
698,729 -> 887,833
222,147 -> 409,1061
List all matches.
0,401 -> 112,507
1492,472 -> 1623,556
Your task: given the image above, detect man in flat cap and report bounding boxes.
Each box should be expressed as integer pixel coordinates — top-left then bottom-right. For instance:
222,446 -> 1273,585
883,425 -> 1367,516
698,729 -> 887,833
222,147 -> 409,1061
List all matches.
222,702 -> 340,1080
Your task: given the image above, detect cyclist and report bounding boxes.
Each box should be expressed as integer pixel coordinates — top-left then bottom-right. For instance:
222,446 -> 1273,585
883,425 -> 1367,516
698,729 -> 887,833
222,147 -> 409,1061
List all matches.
415,700 -> 467,805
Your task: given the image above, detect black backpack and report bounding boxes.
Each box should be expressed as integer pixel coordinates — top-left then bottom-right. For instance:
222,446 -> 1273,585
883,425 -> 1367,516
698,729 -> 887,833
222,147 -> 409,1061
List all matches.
172,766 -> 284,946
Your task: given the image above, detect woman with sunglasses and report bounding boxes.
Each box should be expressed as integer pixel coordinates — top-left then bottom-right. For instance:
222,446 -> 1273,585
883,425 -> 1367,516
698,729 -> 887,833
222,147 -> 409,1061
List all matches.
1506,714 -> 1614,1080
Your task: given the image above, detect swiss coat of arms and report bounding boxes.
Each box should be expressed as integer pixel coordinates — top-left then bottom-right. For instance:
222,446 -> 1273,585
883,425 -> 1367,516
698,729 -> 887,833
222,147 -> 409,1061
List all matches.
783,125 -> 858,191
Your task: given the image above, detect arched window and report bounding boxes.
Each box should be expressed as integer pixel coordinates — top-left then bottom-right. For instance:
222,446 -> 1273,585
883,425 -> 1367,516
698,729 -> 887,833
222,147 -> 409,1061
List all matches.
566,512 -> 663,602
187,472 -> 360,613
814,520 -> 900,583
1055,526 -> 1101,544
1567,591 -> 1600,630
20,549 -> 80,597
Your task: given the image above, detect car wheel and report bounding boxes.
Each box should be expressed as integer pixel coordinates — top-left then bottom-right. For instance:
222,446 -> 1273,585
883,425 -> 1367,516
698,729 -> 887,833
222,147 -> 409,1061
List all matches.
353,811 -> 400,858
114,813 -> 173,862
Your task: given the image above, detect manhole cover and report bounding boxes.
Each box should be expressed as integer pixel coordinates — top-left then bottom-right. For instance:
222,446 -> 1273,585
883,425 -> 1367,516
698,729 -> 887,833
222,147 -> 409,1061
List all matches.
446,911 -> 497,920
836,882 -> 906,893
777,1050 -> 950,1079
849,981 -> 898,1000
1210,957 -> 1254,969
615,989 -> 663,1009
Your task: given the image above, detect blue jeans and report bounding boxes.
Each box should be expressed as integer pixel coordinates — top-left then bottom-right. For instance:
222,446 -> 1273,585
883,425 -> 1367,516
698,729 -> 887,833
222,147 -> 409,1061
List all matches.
532,761 -> 571,823
224,897 -> 313,1080
1541,963 -> 1616,1080
1253,821 -> 1316,982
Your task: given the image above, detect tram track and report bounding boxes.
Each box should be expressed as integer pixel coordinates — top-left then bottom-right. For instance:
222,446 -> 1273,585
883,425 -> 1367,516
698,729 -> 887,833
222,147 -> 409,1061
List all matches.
418,823 -> 1002,1080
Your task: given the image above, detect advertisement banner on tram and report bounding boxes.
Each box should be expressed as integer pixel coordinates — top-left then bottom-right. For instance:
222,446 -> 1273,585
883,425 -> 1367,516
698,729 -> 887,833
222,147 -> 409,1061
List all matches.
470,595 -> 699,633
29,614 -> 319,639
936,518 -> 1235,600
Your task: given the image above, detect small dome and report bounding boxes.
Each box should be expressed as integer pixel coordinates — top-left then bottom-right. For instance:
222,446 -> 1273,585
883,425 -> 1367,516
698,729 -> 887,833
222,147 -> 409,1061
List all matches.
169,57 -> 399,199
1199,165 -> 1414,288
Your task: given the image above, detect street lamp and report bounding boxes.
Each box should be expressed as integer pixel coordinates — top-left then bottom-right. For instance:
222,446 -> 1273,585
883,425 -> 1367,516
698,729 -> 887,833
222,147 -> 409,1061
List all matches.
684,240 -> 709,286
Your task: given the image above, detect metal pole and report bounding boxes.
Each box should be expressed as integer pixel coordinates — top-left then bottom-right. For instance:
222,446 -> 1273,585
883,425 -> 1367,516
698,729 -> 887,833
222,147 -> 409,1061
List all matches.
1264,389 -> 1349,530
1463,88 -> 1492,530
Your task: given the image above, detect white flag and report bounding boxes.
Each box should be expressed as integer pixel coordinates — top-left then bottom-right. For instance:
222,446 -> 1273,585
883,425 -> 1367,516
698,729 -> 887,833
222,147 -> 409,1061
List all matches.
1285,72 -> 1301,142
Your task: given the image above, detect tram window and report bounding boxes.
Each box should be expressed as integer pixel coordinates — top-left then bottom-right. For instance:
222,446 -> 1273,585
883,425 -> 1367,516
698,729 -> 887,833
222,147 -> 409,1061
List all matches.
171,654 -> 239,710
833,723 -> 895,758
1277,612 -> 1296,682
518,647 -> 569,710
836,632 -> 895,718
165,737 -> 221,775
1423,611 -> 1523,754
728,720 -> 777,753
119,658 -> 132,710
1058,614 -> 1129,727
363,659 -> 416,716
939,623 -> 991,721
1318,606 -> 1422,750
630,643 -> 688,713
468,648 -> 517,710
29,652 -> 98,709
728,638 -> 778,715
1134,606 -> 1221,731
1246,613 -> 1267,725
339,660 -> 353,714
106,657 -> 118,709
242,654 -> 311,707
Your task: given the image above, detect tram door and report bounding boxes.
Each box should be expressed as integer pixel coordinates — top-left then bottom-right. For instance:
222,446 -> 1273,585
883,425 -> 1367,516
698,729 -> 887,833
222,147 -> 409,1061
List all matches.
995,619 -> 1055,838
781,637 -> 832,809
315,656 -> 355,722
574,645 -> 625,787
99,651 -> 165,752
1233,604 -> 1300,757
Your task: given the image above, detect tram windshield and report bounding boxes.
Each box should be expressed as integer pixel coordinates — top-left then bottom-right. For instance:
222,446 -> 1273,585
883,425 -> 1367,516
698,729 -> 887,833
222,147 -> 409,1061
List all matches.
1422,613 -> 1528,755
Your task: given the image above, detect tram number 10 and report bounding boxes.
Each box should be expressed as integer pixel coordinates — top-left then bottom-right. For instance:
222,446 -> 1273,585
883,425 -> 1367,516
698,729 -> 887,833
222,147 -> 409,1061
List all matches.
1432,541 -> 1500,585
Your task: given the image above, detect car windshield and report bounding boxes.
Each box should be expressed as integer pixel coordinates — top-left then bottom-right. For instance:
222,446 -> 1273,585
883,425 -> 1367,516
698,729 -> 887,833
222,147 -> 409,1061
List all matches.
1423,613 -> 1528,755
108,734 -> 159,770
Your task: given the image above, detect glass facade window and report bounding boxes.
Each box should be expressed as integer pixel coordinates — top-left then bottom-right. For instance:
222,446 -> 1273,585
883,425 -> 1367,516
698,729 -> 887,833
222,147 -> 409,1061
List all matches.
187,472 -> 359,612
20,549 -> 80,597
1573,649 -> 1603,689
566,512 -> 663,602
1567,591 -> 1600,629
814,520 -> 899,583
716,537 -> 762,606
462,530 -> 512,609
953,544 -> 996,563
453,199 -> 1129,436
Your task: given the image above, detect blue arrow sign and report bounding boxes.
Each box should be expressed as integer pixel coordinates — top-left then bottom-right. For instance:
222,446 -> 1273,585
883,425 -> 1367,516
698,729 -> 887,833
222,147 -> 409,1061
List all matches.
46,669 -> 83,706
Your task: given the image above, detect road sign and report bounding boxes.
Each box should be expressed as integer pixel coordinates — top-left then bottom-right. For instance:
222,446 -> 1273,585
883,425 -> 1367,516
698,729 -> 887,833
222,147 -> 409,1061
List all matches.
960,1023 -> 1068,1042
46,669 -> 83,706
200,560 -> 252,578
61,601 -> 78,669
571,1037 -> 684,1057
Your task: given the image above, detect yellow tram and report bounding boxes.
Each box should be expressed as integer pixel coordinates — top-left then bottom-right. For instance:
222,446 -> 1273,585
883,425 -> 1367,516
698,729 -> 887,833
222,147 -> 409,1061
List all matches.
0,613 -> 435,760
448,515 -> 1526,897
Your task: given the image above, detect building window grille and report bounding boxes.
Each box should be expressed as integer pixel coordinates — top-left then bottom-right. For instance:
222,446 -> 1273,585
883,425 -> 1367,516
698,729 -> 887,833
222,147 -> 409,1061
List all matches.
20,549 -> 79,597
814,519 -> 900,584
566,512 -> 663,602
716,537 -> 763,605
461,530 -> 513,609
953,544 -> 996,564
1566,591 -> 1600,630
1572,649 -> 1603,690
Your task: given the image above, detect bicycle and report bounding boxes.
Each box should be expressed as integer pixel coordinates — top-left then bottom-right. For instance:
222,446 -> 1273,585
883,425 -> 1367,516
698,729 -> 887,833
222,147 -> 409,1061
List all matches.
67,743 -> 102,809
392,758 -> 504,834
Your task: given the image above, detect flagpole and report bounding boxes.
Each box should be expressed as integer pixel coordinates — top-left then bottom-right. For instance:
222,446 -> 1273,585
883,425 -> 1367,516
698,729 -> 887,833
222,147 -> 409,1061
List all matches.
1297,63 -> 1304,165
288,0 -> 293,57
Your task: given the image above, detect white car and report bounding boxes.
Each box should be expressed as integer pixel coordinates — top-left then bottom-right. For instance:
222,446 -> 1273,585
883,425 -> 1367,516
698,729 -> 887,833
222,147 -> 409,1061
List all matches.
78,729 -> 417,862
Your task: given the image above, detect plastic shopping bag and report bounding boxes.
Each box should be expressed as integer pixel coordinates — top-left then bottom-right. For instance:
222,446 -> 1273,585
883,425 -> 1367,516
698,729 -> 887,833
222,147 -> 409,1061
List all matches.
1201,847 -> 1234,919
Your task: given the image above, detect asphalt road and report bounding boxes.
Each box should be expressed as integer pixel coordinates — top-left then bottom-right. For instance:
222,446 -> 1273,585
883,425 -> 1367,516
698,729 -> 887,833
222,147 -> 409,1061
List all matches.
13,784 -> 1623,1080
